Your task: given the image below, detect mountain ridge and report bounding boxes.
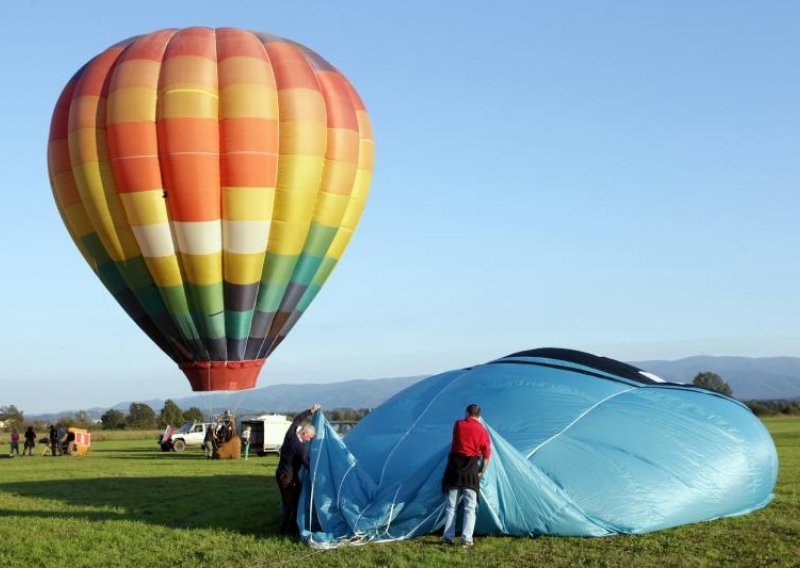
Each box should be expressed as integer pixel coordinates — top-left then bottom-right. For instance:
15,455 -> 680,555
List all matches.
631,355 -> 800,400
27,355 -> 800,420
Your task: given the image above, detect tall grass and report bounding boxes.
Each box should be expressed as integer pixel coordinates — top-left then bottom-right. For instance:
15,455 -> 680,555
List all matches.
0,419 -> 797,567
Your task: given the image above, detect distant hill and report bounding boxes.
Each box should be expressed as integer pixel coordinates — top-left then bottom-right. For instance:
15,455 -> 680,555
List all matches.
27,376 -> 428,422
27,355 -> 800,421
630,356 -> 800,400
170,375 -> 429,416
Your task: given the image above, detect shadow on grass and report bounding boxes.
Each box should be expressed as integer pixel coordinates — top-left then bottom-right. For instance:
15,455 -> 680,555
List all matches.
0,475 -> 281,536
90,447 -> 166,453
102,453 -> 210,460
90,448 -> 242,460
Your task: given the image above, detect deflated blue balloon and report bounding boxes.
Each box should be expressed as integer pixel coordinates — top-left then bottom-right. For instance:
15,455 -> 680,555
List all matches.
299,348 -> 778,546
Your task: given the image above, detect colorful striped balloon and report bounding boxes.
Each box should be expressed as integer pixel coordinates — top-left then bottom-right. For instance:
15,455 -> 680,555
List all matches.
47,28 -> 374,391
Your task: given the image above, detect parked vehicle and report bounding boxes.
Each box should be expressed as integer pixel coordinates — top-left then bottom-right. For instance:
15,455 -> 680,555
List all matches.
240,415 -> 293,455
159,421 -> 215,452
330,421 -> 358,437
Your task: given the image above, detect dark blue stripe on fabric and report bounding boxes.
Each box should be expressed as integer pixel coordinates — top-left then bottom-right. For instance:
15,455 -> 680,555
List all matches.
488,359 -> 643,386
501,348 -> 653,384
489,358 -> 747,408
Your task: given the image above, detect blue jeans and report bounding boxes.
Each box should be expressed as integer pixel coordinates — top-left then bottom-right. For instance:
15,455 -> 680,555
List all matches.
442,488 -> 477,543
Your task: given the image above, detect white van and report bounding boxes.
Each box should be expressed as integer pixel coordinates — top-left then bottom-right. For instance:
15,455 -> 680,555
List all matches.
240,415 -> 293,455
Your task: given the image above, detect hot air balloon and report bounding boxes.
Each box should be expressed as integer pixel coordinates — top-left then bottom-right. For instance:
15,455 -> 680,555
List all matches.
298,348 -> 778,546
47,28 -> 374,391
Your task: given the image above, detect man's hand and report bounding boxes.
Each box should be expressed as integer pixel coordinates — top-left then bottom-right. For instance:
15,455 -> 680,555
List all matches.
310,403 -> 322,413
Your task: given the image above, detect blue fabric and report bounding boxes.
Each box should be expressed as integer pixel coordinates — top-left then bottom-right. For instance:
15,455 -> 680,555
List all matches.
297,354 -> 778,547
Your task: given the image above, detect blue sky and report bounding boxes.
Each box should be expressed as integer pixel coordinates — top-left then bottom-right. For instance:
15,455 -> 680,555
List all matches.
2,1 -> 799,413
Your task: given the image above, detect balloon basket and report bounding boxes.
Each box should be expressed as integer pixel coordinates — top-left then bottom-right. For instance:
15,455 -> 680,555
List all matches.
180,360 -> 265,391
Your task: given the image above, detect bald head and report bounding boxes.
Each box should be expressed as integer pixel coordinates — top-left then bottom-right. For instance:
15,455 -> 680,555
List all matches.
299,424 -> 316,441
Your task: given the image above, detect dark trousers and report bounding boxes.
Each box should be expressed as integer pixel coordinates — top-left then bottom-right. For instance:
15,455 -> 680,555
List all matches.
276,472 -> 301,535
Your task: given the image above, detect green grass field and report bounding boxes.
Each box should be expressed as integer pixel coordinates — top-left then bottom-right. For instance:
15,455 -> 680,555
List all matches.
0,418 -> 797,568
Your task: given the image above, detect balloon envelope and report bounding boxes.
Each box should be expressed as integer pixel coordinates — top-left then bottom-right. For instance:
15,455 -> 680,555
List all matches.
299,348 -> 778,545
47,27 -> 374,391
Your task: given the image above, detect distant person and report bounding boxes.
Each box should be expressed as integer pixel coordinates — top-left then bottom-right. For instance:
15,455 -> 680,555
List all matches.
276,403 -> 321,536
48,425 -> 60,457
217,417 -> 235,444
57,427 -> 67,454
23,426 -> 36,456
241,425 -> 252,461
204,423 -> 216,459
62,430 -> 76,455
441,404 -> 492,548
9,428 -> 20,457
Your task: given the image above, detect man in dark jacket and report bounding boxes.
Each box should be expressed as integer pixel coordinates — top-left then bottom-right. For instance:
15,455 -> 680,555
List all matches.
48,425 -> 59,457
441,403 -> 491,548
203,423 -> 216,459
276,403 -> 321,535
23,427 -> 36,456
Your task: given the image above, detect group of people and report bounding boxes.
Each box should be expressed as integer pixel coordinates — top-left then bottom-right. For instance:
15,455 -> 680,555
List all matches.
202,415 -> 236,459
7,426 -> 42,457
46,425 -> 76,456
276,401 -> 491,549
11,404 -> 490,545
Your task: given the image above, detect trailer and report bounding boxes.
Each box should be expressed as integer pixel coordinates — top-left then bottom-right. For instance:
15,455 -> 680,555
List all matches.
64,427 -> 91,456
240,414 -> 293,456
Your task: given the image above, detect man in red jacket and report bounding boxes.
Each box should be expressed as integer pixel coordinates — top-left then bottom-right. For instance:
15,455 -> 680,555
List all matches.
441,403 -> 491,548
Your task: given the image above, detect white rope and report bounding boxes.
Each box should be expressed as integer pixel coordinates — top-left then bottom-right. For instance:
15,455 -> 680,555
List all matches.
525,386 -> 638,459
306,417 -> 325,538
377,371 -> 465,488
351,494 -> 374,534
336,461 -> 357,511
403,501 -> 447,538
383,484 -> 403,536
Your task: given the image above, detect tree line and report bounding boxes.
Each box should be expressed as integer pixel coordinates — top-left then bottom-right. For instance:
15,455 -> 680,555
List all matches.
688,372 -> 800,416
100,400 -> 206,430
1,401 -> 374,432
741,399 -> 800,417
3,374 -> 798,432
0,400 -> 206,432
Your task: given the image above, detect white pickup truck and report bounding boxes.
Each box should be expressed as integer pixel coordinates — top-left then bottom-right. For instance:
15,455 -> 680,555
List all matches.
159,421 -> 215,452
159,415 -> 294,455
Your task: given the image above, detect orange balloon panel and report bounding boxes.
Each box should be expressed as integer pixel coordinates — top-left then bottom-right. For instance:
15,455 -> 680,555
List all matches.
47,27 -> 374,391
